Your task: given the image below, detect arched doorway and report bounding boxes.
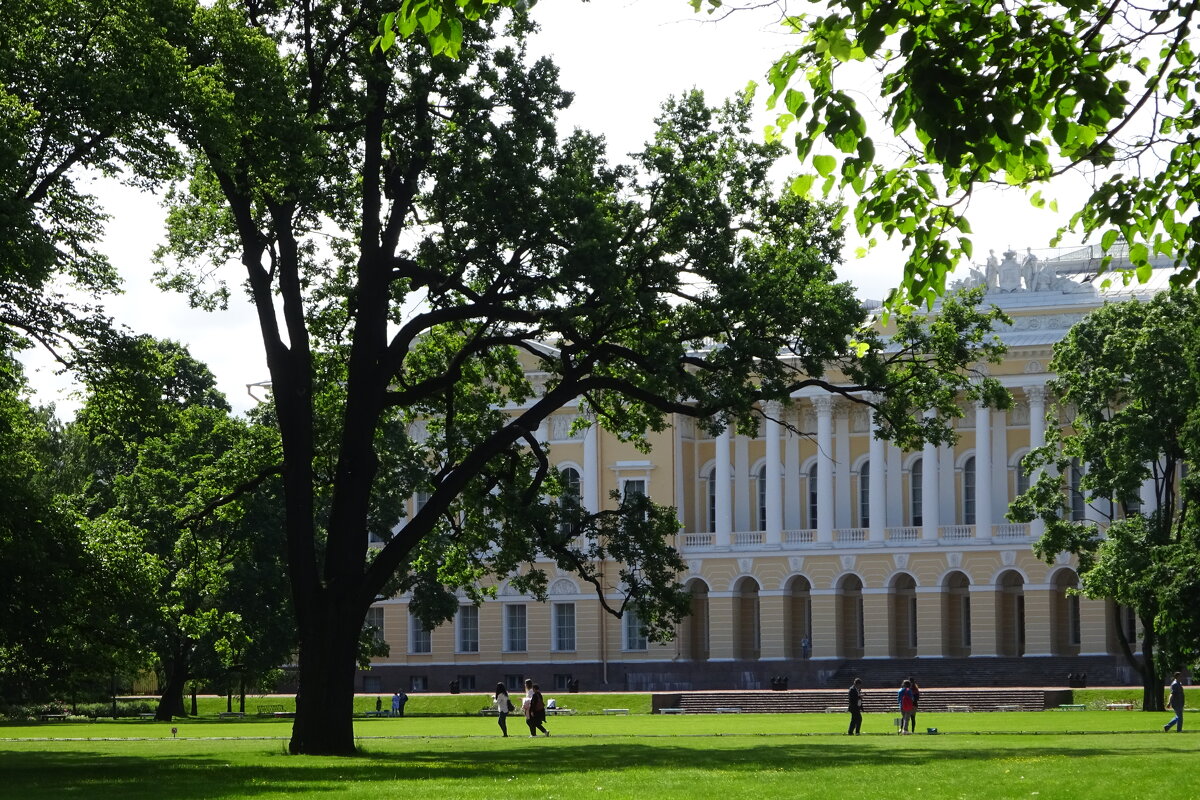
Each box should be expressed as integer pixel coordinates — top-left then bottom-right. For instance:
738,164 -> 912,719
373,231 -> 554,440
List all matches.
681,578 -> 710,661
1050,569 -> 1081,655
996,570 -> 1025,657
889,573 -> 918,658
785,575 -> 812,659
733,577 -> 761,660
941,571 -> 971,657
836,574 -> 865,659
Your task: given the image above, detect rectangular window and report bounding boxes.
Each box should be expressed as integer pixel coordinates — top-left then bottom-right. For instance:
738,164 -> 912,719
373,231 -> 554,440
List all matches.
410,675 -> 428,692
363,675 -> 382,693
456,675 -> 476,691
505,674 -> 525,692
504,604 -> 527,652
859,463 -> 870,527
364,606 -> 385,645
553,673 -> 573,691
409,613 -> 431,654
553,602 -> 576,652
1068,595 -> 1081,646
624,607 -> 647,651
457,605 -> 479,653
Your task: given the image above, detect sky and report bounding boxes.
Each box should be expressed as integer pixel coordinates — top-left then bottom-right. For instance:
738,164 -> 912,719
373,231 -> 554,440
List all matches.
19,0 -> 1091,417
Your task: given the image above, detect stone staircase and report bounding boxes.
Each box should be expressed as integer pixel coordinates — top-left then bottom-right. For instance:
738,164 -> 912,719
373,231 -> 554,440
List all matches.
655,687 -> 1060,714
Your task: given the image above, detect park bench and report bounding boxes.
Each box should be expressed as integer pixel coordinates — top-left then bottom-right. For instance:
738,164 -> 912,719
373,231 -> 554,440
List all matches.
1055,704 -> 1086,711
478,708 -> 499,716
995,704 -> 1021,712
256,704 -> 286,717
218,711 -> 245,719
602,708 -> 629,715
38,713 -> 68,722
824,706 -> 849,713
713,707 -> 742,714
546,707 -> 574,715
137,713 -> 156,719
946,705 -> 971,713
1105,703 -> 1134,710
658,708 -> 686,715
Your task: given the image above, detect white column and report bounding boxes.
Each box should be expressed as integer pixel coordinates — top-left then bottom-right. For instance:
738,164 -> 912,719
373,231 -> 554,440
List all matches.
784,409 -> 801,531
715,425 -> 733,547
992,407 -> 1009,521
922,412 -> 940,540
814,396 -> 835,544
1025,386 -> 1046,537
734,430 -> 750,533
835,402 -> 851,530
764,402 -> 783,545
868,405 -> 886,542
886,445 -> 903,527
672,414 -> 685,522
583,419 -> 600,514
975,401 -> 993,538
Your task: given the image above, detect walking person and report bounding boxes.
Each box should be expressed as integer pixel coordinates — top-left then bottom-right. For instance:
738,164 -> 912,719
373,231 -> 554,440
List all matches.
524,681 -> 550,737
1164,672 -> 1185,732
494,682 -> 513,737
847,678 -> 864,735
908,678 -> 920,733
897,680 -> 915,734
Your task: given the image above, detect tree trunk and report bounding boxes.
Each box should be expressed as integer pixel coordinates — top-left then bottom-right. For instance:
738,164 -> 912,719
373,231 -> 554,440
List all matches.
288,595 -> 363,755
1139,631 -> 1165,712
155,647 -> 190,721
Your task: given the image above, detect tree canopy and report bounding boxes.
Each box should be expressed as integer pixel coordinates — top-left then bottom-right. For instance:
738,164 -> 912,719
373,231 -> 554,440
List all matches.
1011,288 -> 1200,709
132,0 -> 1012,754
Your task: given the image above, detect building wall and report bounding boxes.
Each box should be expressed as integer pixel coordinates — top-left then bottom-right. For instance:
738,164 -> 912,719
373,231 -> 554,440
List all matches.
363,270 -> 1158,694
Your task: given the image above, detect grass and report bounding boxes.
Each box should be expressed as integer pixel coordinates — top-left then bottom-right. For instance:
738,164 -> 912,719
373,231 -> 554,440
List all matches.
2,710 -> 1198,799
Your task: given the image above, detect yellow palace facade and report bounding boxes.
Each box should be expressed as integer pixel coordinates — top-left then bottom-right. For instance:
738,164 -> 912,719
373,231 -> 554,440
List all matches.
360,247 -> 1156,695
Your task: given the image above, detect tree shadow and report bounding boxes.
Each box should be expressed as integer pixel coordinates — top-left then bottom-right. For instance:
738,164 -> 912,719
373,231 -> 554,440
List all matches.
0,737 -> 1173,799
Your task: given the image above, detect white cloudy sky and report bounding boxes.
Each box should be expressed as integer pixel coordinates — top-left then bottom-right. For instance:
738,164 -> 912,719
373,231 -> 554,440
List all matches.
20,0 -> 1090,417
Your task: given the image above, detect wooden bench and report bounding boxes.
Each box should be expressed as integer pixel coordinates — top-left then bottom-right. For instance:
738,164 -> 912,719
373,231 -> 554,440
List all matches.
137,713 -> 156,719
1105,703 -> 1134,711
218,711 -> 245,719
946,705 -> 971,713
602,708 -> 629,715
1055,704 -> 1086,711
362,710 -> 389,717
713,707 -> 742,714
546,708 -> 574,715
824,706 -> 849,713
658,708 -> 686,714
995,704 -> 1021,712
38,713 -> 68,722
478,708 -> 499,716
257,704 -> 287,717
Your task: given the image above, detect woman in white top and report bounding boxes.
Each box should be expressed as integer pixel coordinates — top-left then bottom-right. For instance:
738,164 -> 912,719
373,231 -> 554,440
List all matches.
493,682 -> 511,737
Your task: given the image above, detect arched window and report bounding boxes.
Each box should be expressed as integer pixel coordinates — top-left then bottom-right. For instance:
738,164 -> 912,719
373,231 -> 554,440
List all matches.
757,464 -> 767,531
559,466 -> 581,534
1015,454 -> 1030,498
911,458 -> 923,526
706,467 -> 717,533
807,463 -> 819,528
858,462 -> 870,527
963,456 -> 976,524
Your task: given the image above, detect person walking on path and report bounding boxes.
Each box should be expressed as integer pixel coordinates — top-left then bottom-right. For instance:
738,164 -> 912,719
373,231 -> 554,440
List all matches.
524,681 -> 550,737
897,680 -> 915,734
847,678 -> 864,735
1164,673 -> 1185,732
493,682 -> 513,737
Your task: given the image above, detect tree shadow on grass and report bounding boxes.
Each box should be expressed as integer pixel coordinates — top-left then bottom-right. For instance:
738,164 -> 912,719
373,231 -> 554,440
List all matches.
0,737 -> 1175,800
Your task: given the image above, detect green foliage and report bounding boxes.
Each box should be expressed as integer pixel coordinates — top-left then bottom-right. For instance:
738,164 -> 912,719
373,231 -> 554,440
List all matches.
711,0 -> 1200,305
1012,288 -> 1200,702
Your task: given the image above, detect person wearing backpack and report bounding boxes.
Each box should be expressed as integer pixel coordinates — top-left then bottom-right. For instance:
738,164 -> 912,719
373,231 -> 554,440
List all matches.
524,680 -> 550,737
493,682 -> 513,737
897,680 -> 916,734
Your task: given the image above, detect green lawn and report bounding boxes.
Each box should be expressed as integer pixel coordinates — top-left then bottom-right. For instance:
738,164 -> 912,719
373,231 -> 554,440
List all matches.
2,710 -> 1196,799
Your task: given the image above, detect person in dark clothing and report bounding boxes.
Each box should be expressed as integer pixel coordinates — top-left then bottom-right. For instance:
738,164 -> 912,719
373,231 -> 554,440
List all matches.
908,678 -> 920,732
1165,672 -> 1185,732
848,678 -> 864,735
524,681 -> 550,737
